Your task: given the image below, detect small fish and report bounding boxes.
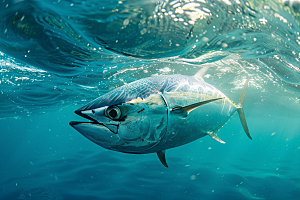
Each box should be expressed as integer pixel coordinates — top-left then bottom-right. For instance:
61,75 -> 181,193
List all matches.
70,67 -> 252,168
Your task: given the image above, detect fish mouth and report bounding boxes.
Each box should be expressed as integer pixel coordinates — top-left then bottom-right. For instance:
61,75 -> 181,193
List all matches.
69,121 -> 99,126
70,109 -> 119,135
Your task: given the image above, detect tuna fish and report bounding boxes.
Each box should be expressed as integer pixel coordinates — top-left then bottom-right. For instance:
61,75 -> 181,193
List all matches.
70,67 -> 251,167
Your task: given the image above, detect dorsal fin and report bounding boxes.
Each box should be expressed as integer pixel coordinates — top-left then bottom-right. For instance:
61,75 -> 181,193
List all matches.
172,97 -> 224,115
193,66 -> 210,79
207,132 -> 225,143
157,150 -> 168,168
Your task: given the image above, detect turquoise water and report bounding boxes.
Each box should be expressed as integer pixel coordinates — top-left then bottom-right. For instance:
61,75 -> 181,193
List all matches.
1,0 -> 300,199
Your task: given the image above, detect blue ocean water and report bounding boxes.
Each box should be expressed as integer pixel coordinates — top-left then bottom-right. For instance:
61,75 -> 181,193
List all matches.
1,0 -> 300,199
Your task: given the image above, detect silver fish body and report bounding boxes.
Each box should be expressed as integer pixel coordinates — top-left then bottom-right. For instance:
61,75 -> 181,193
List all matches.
70,72 -> 251,167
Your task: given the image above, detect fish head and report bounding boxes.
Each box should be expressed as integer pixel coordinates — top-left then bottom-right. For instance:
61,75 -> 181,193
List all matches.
70,84 -> 168,153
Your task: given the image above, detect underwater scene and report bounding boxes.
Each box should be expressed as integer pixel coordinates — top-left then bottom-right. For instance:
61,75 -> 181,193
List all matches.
1,0 -> 300,199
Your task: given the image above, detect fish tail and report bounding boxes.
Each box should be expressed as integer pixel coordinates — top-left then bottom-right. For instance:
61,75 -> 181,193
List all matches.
237,79 -> 252,140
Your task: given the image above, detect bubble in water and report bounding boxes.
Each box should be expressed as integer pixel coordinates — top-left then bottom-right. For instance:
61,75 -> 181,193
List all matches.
222,43 -> 228,48
123,19 -> 129,26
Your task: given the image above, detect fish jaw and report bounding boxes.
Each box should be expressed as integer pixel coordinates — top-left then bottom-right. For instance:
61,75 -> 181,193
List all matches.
69,121 -> 121,150
70,107 -> 122,150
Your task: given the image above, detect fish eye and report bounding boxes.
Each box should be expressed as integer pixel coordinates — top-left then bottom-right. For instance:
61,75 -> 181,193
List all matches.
106,106 -> 122,120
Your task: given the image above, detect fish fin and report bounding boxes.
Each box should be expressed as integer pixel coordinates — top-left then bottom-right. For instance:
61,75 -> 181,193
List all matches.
238,79 -> 249,108
157,150 -> 168,168
237,79 -> 252,140
159,79 -> 169,93
207,132 -> 226,143
172,97 -> 224,115
193,66 -> 210,79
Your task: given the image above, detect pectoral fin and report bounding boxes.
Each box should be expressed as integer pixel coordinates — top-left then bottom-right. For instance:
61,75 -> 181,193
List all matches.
207,132 -> 225,143
157,150 -> 168,168
172,97 -> 224,115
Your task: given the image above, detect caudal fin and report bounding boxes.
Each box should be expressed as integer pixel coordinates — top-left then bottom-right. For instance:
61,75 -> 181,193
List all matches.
237,79 -> 252,140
